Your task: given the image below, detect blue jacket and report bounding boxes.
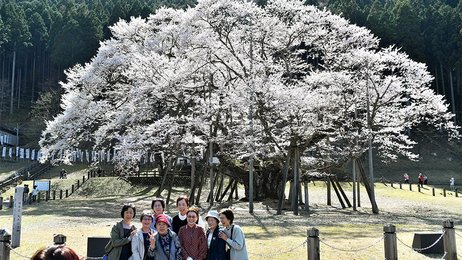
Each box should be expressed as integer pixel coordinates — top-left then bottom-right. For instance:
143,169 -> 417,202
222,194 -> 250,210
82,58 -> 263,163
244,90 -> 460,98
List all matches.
206,227 -> 227,260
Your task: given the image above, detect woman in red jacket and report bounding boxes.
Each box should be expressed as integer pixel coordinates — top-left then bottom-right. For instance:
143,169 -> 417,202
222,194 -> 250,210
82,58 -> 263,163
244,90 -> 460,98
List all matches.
178,207 -> 207,260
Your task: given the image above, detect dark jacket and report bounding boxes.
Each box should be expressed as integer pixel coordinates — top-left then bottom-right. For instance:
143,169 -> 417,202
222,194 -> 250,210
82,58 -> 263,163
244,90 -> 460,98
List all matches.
105,220 -> 136,260
206,228 -> 227,260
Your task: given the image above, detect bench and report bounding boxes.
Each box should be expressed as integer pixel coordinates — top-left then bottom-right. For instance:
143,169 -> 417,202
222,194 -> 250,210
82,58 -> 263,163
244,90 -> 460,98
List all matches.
412,232 -> 444,254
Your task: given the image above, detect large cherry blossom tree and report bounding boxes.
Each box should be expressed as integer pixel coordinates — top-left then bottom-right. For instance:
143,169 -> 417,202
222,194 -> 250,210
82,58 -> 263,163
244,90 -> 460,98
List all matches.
40,0 -> 458,200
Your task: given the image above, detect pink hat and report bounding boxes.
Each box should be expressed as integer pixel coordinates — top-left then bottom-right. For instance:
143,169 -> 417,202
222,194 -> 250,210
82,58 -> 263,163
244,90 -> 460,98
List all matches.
156,214 -> 171,227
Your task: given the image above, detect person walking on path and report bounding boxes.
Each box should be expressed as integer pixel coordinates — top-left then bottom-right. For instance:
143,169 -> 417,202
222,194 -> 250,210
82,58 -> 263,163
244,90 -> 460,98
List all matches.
403,173 -> 409,184
418,173 -> 424,187
450,177 -> 455,191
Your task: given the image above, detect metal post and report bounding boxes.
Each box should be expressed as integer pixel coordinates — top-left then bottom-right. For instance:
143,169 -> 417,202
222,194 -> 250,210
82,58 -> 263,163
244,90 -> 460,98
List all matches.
409,183 -> 412,191
0,229 -> 11,260
71,184 -> 74,194
442,220 -> 457,260
399,182 -> 402,189
59,190 -> 63,199
456,189 -> 459,197
443,189 -> 446,197
65,190 -> 68,198
384,224 -> 397,260
0,197 -> 3,210
432,188 -> 435,196
9,196 -> 13,208
83,175 -> 86,183
77,180 -> 80,189
307,228 -> 320,260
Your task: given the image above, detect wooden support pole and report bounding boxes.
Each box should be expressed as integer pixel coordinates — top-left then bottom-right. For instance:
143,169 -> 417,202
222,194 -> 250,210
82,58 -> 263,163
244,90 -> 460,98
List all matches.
219,179 -> 233,202
228,180 -> 237,202
293,148 -> 299,215
329,177 -> 346,208
304,181 -> 309,213
442,220 -> 457,260
195,166 -> 206,205
334,177 -> 352,207
215,174 -> 224,202
166,165 -> 178,211
326,177 -> 331,206
307,228 -> 320,260
383,224 -> 398,260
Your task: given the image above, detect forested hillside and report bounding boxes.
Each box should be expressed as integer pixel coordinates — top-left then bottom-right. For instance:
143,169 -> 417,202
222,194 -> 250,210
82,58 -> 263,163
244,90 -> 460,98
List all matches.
0,0 -> 461,146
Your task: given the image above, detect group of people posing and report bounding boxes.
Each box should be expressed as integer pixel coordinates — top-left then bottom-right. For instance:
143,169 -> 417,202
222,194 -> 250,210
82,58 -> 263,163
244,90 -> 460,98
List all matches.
105,196 -> 249,260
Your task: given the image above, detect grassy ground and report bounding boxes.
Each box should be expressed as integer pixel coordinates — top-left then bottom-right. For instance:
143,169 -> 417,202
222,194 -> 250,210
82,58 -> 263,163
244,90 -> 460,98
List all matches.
1,168 -> 461,260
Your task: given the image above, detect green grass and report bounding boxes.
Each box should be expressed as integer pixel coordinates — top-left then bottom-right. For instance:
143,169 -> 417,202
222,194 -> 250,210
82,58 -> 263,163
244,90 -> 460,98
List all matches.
1,173 -> 461,259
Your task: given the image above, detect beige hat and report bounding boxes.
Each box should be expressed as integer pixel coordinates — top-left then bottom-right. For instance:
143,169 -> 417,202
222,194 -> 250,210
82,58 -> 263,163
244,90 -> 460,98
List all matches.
205,210 -> 219,221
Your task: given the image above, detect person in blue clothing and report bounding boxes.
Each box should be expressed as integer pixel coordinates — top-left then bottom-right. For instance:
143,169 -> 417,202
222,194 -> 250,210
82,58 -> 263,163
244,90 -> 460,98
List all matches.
205,210 -> 226,260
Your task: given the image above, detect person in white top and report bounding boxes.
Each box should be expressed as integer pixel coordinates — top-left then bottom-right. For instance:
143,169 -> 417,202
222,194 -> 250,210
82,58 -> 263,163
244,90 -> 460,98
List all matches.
450,177 -> 455,191
171,195 -> 204,234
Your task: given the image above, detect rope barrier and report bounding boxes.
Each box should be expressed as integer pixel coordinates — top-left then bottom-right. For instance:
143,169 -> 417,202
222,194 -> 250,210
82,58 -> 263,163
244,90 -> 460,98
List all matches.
248,239 -> 307,257
440,251 -> 447,260
319,235 -> 384,252
396,231 -> 445,252
7,244 -> 31,259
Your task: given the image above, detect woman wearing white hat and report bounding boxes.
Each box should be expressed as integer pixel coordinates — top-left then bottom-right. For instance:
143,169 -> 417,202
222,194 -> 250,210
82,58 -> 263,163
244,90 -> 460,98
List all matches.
205,210 -> 227,260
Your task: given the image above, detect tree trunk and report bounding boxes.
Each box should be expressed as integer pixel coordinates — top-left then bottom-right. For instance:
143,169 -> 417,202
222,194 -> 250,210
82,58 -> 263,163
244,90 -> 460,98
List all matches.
10,47 -> 16,115
449,68 -> 456,123
440,62 -> 446,97
31,51 -> 36,102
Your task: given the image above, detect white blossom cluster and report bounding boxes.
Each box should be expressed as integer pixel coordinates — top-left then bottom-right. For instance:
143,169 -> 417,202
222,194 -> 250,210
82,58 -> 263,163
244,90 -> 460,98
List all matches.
40,0 -> 458,170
